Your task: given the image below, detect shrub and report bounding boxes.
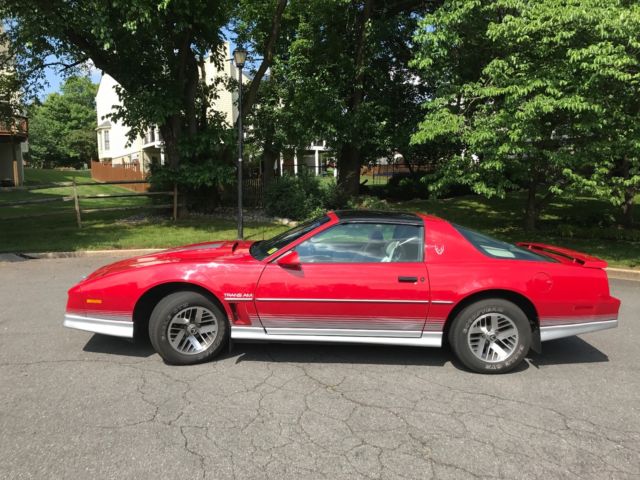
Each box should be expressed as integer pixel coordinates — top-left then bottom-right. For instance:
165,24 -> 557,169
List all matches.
264,174 -> 324,220
149,159 -> 235,212
347,195 -> 390,210
320,180 -> 351,210
385,172 -> 429,200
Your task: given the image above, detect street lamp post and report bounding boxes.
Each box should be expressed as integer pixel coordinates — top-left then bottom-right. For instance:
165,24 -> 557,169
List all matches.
233,47 -> 248,240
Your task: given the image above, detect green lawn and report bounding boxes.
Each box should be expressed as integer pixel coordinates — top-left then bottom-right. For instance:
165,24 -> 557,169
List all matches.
386,193 -> 640,268
0,168 -> 287,252
22,168 -> 93,185
1,168 -> 151,220
0,212 -> 286,252
1,169 -> 639,268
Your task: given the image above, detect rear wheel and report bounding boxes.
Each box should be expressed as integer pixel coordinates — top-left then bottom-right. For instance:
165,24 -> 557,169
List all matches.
449,299 -> 531,374
149,291 -> 229,365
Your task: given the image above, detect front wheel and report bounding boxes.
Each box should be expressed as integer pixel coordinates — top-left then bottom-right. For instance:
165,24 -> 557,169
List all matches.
449,299 -> 531,374
149,291 -> 229,365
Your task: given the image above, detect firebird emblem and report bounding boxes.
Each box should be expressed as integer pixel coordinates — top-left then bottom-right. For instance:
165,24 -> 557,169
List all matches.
426,244 -> 445,255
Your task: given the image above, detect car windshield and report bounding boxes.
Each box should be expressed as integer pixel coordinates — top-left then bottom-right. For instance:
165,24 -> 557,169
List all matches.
249,215 -> 330,260
455,225 -> 555,262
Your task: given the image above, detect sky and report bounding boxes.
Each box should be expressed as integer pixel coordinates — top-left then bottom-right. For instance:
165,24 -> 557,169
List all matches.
40,62 -> 102,99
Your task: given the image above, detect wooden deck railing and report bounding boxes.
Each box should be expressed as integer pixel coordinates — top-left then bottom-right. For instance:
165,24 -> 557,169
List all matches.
0,116 -> 28,137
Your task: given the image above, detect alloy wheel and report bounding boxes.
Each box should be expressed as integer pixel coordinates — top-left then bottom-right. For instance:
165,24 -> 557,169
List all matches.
167,306 -> 219,355
467,313 -> 519,363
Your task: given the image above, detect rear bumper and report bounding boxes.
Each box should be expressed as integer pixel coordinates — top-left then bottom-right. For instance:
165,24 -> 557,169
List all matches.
540,318 -> 617,342
63,313 -> 134,338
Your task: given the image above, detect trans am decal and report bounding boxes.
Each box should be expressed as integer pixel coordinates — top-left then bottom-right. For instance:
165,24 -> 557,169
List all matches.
224,293 -> 254,301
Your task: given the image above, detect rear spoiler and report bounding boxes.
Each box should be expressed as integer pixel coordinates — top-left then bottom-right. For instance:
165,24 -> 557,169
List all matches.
517,242 -> 608,269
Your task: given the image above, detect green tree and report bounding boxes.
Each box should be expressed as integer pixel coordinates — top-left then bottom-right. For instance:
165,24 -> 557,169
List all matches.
236,0 -> 436,196
0,0 -> 233,171
28,76 -> 97,167
412,0 -> 640,230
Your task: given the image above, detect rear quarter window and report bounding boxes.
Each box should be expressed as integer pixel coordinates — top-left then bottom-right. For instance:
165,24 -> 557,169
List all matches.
455,225 -> 555,262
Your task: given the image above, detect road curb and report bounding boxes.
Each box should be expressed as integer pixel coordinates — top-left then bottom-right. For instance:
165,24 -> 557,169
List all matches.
23,248 -> 164,259
606,267 -> 640,282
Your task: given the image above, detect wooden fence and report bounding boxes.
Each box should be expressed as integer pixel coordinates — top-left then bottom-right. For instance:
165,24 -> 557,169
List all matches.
91,161 -> 149,192
0,179 -> 178,226
359,162 -> 435,186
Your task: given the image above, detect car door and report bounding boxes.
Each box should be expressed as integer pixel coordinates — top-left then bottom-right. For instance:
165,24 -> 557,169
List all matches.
254,221 -> 430,337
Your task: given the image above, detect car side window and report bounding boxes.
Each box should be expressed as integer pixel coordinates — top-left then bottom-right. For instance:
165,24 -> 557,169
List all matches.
295,222 -> 423,263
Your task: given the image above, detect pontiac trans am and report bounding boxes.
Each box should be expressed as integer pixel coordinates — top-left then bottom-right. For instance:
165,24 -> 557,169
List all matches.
64,210 -> 620,373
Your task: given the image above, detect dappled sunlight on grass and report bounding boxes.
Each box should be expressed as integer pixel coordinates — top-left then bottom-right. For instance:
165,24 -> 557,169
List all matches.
2,169 -> 638,267
22,168 -> 92,185
0,212 -> 287,252
390,192 -> 640,268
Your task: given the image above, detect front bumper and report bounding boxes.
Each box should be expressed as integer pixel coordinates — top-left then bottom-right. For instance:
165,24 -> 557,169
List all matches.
63,313 -> 134,338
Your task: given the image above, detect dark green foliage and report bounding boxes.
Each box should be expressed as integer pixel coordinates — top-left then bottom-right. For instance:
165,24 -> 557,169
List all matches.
320,180 -> 351,211
235,0 -> 435,196
0,0 -> 234,173
411,0 -> 640,229
385,173 -> 430,201
28,76 -> 97,168
149,158 -> 236,212
264,174 -> 321,220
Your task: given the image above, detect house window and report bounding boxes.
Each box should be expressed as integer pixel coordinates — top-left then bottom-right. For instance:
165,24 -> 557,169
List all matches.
97,131 -> 102,151
104,130 -> 110,151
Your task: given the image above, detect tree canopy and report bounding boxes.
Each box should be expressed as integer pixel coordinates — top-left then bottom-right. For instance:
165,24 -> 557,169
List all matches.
28,75 -> 97,168
411,0 -> 640,229
235,0 -> 437,194
0,0 -> 638,227
0,0 -> 234,171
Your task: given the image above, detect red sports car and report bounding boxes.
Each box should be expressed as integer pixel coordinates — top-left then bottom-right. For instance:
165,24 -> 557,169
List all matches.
64,210 -> 620,373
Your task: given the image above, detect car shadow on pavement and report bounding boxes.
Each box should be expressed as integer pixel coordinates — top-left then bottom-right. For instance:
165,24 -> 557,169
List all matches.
80,333 -> 609,370
230,341 -> 454,368
528,336 -> 609,367
82,334 -> 155,358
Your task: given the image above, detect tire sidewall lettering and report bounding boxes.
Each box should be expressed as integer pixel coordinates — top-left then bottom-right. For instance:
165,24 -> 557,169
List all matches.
452,299 -> 531,374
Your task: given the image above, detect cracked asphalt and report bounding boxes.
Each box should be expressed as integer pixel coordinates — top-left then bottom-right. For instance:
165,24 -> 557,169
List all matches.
0,254 -> 639,480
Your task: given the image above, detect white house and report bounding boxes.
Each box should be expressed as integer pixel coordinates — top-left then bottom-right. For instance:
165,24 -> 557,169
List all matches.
94,42 -> 332,176
95,74 -> 165,172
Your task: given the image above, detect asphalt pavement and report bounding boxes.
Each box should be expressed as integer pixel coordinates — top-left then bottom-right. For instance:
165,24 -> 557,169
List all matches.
0,254 -> 638,479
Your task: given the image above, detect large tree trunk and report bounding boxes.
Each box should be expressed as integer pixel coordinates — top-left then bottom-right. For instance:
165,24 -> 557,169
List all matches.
260,122 -> 279,187
622,193 -> 635,228
184,55 -> 199,138
337,0 -> 373,198
620,156 -> 636,228
159,114 -> 183,169
262,149 -> 278,187
525,181 -> 539,231
338,144 -> 362,196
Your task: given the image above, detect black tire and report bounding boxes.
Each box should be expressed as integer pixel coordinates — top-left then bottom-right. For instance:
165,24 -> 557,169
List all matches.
148,291 -> 229,365
448,299 -> 531,374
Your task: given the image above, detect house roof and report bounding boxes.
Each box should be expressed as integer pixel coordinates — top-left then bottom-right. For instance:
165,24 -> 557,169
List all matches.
96,120 -> 112,129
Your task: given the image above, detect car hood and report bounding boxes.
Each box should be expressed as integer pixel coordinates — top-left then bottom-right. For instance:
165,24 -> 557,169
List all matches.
84,240 -> 256,281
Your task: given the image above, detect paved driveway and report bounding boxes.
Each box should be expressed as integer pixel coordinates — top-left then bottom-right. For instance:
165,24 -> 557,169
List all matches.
0,254 -> 638,479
